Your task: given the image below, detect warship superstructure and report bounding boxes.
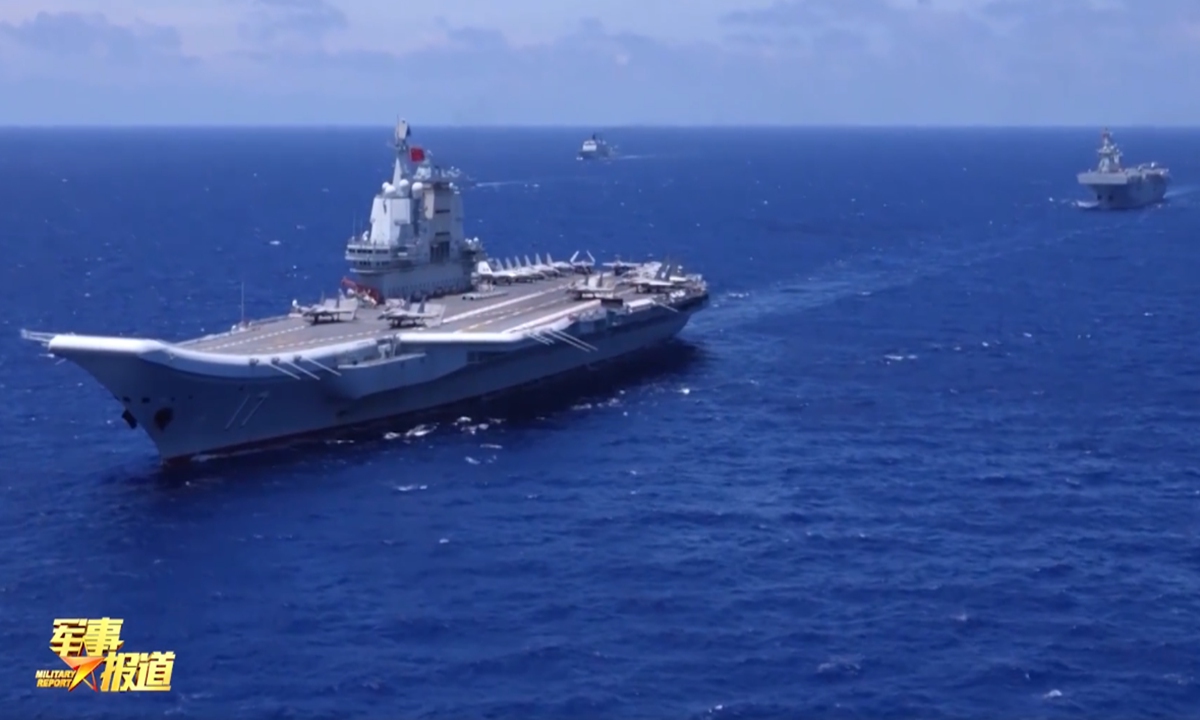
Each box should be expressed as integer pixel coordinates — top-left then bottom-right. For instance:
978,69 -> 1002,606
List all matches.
1076,128 -> 1169,209
22,119 -> 708,464
578,133 -> 613,160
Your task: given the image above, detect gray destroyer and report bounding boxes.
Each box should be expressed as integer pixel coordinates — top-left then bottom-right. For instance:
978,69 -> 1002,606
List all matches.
1076,128 -> 1169,209
22,119 -> 708,464
578,133 -> 613,160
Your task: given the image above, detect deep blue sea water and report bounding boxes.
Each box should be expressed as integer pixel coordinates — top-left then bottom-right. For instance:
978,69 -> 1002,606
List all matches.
2,126 -> 1200,719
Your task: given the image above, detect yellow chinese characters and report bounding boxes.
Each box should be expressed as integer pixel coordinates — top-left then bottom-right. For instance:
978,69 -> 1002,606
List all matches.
36,618 -> 175,692
101,651 -> 176,692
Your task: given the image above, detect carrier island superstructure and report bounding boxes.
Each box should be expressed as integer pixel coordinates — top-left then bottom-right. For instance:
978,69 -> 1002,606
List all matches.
22,119 -> 708,464
1076,128 -> 1169,209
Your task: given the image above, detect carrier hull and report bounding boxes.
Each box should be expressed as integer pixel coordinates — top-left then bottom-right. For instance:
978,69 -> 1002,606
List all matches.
1077,173 -> 1169,209
45,303 -> 703,463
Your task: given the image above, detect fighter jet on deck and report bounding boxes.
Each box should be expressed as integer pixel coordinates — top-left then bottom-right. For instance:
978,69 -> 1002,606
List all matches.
293,295 -> 359,324
380,299 -> 444,328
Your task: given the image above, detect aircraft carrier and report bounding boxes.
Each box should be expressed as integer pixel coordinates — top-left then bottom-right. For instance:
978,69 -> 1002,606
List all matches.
1076,128 -> 1169,209
21,119 -> 708,464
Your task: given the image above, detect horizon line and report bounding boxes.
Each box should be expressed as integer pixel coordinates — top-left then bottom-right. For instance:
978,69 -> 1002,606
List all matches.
1,122 -> 1198,131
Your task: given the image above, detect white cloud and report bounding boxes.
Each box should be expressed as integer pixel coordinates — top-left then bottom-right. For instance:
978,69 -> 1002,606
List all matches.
0,11 -> 197,84
0,0 -> 1198,125
238,0 -> 348,48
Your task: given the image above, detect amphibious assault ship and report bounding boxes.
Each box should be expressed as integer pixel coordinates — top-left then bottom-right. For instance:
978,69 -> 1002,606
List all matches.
21,119 -> 708,464
578,133 -> 613,160
1077,128 -> 1169,209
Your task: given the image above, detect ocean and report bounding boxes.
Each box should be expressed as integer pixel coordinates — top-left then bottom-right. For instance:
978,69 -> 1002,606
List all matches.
1,126 -> 1199,718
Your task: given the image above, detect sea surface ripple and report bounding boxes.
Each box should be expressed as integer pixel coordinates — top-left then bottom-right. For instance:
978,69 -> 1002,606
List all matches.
1,127 -> 1199,718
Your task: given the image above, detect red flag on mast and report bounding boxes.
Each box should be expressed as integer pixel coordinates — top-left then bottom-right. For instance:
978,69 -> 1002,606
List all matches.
409,147 -> 426,163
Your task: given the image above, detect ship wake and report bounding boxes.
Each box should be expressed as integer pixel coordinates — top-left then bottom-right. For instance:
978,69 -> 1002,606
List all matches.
696,213 -> 1150,332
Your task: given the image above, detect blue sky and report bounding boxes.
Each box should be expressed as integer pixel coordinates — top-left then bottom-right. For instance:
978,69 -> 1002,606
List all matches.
1,0 -> 1197,125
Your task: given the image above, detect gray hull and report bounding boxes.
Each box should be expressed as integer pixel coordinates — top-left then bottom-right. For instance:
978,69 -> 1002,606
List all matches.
1077,174 -> 1169,210
577,145 -> 612,160
50,306 -> 700,462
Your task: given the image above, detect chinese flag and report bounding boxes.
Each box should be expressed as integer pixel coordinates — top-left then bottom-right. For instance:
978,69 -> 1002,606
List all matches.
409,147 -> 426,162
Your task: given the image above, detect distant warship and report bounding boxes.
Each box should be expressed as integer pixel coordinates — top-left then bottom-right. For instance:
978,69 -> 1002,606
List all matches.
578,133 -> 613,160
22,118 -> 708,464
1076,128 -> 1169,209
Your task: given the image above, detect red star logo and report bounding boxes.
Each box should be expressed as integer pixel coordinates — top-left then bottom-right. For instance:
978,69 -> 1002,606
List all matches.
60,654 -> 105,692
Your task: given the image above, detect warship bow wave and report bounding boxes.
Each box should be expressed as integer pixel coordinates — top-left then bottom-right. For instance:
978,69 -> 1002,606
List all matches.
1076,128 -> 1169,209
22,118 -> 708,464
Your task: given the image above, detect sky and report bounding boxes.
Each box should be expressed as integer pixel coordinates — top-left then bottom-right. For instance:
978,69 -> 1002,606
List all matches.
0,0 -> 1198,125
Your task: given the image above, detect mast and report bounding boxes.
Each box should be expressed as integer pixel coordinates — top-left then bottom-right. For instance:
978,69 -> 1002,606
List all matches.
390,118 -> 418,185
1097,127 -> 1122,172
